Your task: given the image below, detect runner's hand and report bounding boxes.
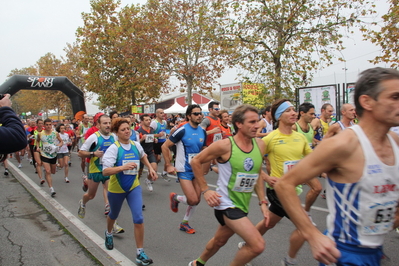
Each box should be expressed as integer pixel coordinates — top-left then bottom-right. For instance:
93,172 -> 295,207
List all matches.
148,169 -> 158,181
166,165 -> 177,175
203,190 -> 221,207
308,233 -> 340,265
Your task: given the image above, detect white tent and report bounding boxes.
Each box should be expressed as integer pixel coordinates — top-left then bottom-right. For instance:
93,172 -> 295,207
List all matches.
164,101 -> 187,114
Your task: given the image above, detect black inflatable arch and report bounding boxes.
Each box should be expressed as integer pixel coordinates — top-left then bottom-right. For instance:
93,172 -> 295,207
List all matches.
0,75 -> 86,116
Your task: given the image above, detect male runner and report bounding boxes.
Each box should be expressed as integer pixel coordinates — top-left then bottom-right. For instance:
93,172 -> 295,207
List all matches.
137,114 -> 158,192
76,114 -> 92,190
324,103 -> 356,138
162,104 -> 207,234
256,106 -> 273,138
188,104 -> 269,266
200,101 -> 221,174
150,108 -> 170,181
276,67 -> 399,266
77,114 -> 124,233
293,102 -> 322,225
311,103 -> 334,144
240,99 -> 314,266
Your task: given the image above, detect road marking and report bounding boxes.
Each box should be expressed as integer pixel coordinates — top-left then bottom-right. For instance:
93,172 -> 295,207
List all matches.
8,162 -> 136,266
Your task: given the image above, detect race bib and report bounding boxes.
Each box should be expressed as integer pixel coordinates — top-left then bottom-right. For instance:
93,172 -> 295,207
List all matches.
362,200 -> 397,235
188,153 -> 198,164
232,172 -> 259,193
42,144 -> 58,155
122,160 -> 140,175
283,160 -> 299,174
145,134 -> 154,143
213,133 -> 222,142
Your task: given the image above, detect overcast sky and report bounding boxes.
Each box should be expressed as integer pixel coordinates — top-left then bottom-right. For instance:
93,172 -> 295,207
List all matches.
0,0 -> 391,91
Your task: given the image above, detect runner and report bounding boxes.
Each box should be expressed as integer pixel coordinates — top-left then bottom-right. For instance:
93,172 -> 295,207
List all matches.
137,114 -> 158,192
102,117 -> 157,265
188,104 -> 269,266
56,124 -> 71,183
200,101 -> 222,175
76,114 -> 92,190
37,118 -> 63,197
275,67 -> 399,266
77,115 -> 118,220
162,104 -> 207,234
238,99 -> 313,266
311,103 -> 334,145
256,106 -> 273,138
150,108 -> 170,181
324,103 -> 356,138
293,102 -> 322,226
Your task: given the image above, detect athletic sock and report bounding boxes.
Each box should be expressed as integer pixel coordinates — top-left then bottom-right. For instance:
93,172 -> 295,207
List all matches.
183,205 -> 197,222
176,195 -> 187,204
137,248 -> 144,255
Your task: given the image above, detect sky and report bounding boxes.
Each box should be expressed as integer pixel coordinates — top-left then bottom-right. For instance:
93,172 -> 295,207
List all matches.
0,0 -> 391,113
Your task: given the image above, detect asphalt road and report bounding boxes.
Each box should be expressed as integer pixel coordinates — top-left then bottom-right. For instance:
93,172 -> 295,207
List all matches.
6,152 -> 399,266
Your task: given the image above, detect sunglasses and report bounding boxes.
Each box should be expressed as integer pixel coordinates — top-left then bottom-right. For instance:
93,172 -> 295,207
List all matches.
213,108 -> 220,111
191,112 -> 202,116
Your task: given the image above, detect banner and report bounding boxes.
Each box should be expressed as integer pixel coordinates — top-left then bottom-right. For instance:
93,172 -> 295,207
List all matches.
346,83 -> 356,106
242,83 -> 265,109
298,85 -> 337,118
144,104 -> 155,114
131,105 -> 143,114
220,83 -> 241,112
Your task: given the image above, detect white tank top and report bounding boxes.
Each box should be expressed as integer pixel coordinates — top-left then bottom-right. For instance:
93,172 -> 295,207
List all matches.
325,125 -> 399,247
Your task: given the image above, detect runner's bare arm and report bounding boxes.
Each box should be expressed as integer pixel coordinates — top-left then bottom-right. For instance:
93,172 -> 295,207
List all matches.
324,123 -> 339,139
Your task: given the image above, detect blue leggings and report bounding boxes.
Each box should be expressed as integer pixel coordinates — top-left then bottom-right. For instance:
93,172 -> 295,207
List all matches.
108,186 -> 143,224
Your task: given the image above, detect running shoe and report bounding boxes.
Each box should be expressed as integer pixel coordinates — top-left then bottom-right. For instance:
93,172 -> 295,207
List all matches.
396,228 -> 399,234
161,172 -> 170,182
29,159 -> 33,165
4,169 -> 9,176
145,178 -> 153,192
281,257 -> 297,265
40,179 -> 45,185
68,161 -> 71,167
142,204 -> 146,210
18,163 -> 22,168
78,200 -> 86,219
104,204 -> 110,216
65,177 -> 70,183
104,230 -> 114,250
50,187 -> 56,197
82,179 -> 88,192
112,222 -> 125,234
169,192 -> 179,213
180,222 -> 196,234
136,250 -> 153,265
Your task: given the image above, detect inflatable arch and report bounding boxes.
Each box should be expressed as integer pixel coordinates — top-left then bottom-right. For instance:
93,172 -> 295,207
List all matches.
0,75 -> 86,116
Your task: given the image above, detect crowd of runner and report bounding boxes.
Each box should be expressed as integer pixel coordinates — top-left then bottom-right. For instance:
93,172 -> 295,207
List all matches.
2,67 -> 399,266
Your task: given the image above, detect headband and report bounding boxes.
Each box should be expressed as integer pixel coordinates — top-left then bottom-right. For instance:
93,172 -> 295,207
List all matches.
275,101 -> 293,121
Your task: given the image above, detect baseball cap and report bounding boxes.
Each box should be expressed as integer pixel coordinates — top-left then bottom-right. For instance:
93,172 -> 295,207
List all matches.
94,112 -> 105,123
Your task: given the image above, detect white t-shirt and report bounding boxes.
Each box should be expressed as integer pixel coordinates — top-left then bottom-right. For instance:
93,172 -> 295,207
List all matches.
102,141 -> 145,170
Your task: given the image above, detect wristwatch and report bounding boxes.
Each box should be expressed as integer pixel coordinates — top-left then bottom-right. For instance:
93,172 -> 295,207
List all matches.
90,151 -> 94,157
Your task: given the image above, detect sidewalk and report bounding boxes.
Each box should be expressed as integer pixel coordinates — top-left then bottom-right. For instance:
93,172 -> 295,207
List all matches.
0,166 -> 100,266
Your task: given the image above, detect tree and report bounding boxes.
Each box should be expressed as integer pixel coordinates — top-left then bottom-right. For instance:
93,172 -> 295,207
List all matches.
144,0 -> 235,105
364,0 -> 399,68
76,0 -> 169,111
229,0 -> 376,100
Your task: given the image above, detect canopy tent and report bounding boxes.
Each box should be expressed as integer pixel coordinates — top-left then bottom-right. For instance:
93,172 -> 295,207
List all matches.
164,101 -> 187,114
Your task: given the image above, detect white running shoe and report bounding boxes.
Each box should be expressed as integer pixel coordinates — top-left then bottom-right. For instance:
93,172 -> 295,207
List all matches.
65,177 -> 70,183
161,172 -> 171,182
50,187 -> 56,197
238,241 -> 246,249
145,178 -> 153,192
18,163 -> 22,168
112,222 -> 125,234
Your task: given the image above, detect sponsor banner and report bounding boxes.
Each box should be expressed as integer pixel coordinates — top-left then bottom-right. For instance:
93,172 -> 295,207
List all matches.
220,83 -> 241,112
298,85 -> 337,118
